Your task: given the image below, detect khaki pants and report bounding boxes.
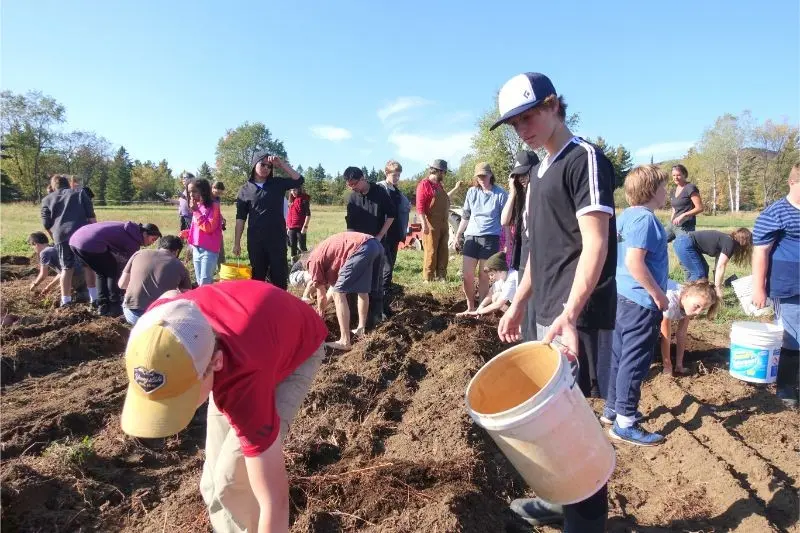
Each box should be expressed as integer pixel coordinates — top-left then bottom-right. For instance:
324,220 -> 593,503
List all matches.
199,344 -> 325,532
422,225 -> 449,281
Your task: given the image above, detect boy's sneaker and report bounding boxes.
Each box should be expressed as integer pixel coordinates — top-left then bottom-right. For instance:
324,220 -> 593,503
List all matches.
599,408 -> 644,425
609,421 -> 664,446
509,497 -> 563,526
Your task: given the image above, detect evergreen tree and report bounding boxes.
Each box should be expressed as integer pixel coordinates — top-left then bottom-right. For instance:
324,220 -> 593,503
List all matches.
106,146 -> 134,204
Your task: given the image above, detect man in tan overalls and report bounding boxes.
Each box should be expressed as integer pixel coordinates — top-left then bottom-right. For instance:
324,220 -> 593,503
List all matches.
415,159 -> 451,281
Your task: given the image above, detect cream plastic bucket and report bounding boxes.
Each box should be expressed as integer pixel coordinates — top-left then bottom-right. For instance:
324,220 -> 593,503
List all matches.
465,342 -> 615,504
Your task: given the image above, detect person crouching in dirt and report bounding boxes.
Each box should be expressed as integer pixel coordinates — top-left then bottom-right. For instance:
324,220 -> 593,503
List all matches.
459,251 -> 517,317
752,162 -> 800,408
118,235 -> 192,325
69,222 -> 162,317
415,159 -> 451,282
28,232 -> 76,295
659,280 -> 720,376
119,279 -> 327,533
304,231 -> 384,351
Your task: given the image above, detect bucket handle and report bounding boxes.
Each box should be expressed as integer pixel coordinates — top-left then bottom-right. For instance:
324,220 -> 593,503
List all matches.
552,340 -> 580,390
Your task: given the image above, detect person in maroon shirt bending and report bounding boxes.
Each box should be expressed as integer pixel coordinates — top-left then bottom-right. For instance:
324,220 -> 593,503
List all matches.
120,280 -> 328,533
304,231 -> 383,351
286,186 -> 311,258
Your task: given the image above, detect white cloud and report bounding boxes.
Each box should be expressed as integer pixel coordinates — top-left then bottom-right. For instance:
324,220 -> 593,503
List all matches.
388,130 -> 474,166
310,125 -> 352,142
634,141 -> 695,161
377,97 -> 433,123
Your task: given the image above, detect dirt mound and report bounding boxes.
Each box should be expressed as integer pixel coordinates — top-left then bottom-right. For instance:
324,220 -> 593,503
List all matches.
0,255 -> 37,282
286,294 -> 528,531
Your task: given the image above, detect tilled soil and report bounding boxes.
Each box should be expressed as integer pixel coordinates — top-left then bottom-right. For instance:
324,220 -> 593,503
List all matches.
1,258 -> 798,532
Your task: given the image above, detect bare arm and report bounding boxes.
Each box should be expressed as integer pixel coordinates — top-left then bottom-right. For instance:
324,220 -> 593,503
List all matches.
751,244 -> 772,308
447,181 -> 462,197
30,264 -> 49,289
625,248 -> 668,310
500,185 -> 517,226
376,218 -> 395,241
43,274 -> 60,292
119,255 -> 136,290
301,215 -> 311,233
497,254 -> 532,342
315,285 -> 328,317
564,213 -> 610,321
477,296 -> 508,315
233,219 -> 245,256
675,318 -> 690,367
714,254 -> 730,296
244,440 -> 290,533
660,317 -> 671,369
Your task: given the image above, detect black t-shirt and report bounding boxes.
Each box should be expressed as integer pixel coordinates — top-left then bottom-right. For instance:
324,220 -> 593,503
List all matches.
236,176 -> 304,238
346,184 -> 397,237
670,183 -> 700,231
690,230 -> 734,258
527,137 -> 617,330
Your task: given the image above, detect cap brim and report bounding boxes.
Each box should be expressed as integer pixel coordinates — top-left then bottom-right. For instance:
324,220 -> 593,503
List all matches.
489,100 -> 541,131
121,381 -> 201,438
510,164 -> 533,176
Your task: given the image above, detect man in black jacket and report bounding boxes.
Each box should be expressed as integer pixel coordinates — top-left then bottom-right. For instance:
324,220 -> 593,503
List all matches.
41,174 -> 97,307
232,151 -> 303,290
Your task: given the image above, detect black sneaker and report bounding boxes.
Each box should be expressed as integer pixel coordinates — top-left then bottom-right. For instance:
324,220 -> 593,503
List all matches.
107,304 -> 123,318
777,387 -> 799,409
509,497 -> 564,526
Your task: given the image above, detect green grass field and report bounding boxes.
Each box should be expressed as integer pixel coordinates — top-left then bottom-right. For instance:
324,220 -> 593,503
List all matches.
0,203 -> 760,319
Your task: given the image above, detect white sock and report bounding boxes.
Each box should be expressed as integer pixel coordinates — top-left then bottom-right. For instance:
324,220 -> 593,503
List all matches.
87,287 -> 98,302
616,414 -> 637,428
61,295 -> 72,305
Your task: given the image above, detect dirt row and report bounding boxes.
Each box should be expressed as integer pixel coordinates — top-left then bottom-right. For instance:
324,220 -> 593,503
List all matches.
1,255 -> 798,532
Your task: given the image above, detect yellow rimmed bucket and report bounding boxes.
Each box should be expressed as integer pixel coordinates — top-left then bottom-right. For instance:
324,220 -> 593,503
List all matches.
219,259 -> 252,281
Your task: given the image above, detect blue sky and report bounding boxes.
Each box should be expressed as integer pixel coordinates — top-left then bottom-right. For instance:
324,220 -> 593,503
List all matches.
2,0 -> 798,178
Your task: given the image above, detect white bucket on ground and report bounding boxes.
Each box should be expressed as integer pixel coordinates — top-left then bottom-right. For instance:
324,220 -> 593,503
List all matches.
729,321 -> 783,383
731,275 -> 772,317
465,342 -> 615,505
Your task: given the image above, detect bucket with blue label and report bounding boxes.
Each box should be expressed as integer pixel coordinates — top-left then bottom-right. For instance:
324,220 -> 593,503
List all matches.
729,321 -> 783,384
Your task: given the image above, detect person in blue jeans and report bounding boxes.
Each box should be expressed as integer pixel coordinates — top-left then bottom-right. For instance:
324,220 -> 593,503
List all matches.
752,163 -> 800,408
603,165 -> 670,446
672,228 -> 753,300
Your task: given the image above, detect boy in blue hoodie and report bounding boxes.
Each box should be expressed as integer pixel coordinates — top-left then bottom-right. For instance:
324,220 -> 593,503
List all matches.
603,165 -> 670,446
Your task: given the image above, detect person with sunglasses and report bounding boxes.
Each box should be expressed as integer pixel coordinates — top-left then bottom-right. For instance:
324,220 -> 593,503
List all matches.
233,151 -> 303,290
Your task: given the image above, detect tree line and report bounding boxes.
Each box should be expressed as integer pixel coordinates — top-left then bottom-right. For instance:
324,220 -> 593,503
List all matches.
2,89 -> 795,212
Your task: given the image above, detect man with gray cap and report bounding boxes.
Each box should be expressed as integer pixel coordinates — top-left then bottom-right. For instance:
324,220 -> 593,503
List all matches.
233,151 -> 303,290
415,159 -> 451,281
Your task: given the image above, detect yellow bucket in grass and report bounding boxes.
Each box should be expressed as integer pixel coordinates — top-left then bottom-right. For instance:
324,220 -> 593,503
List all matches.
219,261 -> 252,281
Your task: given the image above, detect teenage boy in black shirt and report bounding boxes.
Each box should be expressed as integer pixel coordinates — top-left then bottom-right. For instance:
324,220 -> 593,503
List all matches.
344,166 -> 396,239
233,151 -> 303,290
493,72 -> 616,532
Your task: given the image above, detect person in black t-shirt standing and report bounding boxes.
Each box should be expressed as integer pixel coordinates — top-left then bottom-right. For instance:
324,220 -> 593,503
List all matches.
492,72 -> 616,532
344,166 -> 396,324
377,160 -> 411,316
233,151 -> 303,290
344,167 -> 397,239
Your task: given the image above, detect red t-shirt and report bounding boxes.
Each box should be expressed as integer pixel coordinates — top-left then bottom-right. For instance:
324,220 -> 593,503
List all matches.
286,193 -> 311,229
150,280 -> 328,457
415,178 -> 442,215
307,232 -> 371,286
